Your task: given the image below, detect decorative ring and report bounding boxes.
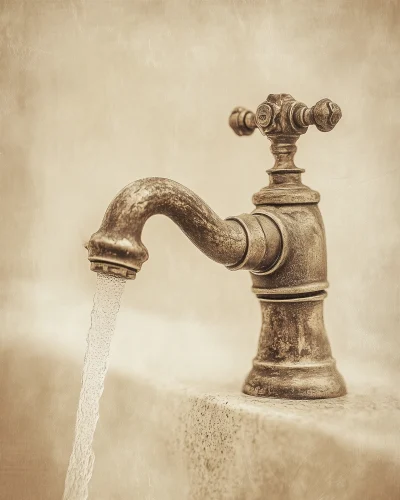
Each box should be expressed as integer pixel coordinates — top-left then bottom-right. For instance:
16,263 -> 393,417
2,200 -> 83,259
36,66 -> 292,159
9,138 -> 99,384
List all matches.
225,214 -> 266,271
250,209 -> 289,275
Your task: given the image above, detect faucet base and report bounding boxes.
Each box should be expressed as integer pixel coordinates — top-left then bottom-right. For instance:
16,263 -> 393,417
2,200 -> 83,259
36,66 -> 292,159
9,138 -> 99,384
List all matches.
242,360 -> 346,399
243,292 -> 346,400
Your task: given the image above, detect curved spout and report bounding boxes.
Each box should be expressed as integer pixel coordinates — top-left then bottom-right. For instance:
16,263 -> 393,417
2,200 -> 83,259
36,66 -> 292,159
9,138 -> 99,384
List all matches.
88,177 -> 282,279
87,178 -> 246,278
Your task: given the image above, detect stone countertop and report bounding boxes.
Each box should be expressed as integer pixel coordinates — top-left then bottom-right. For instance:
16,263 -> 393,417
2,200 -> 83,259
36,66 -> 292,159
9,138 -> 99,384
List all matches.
92,371 -> 400,500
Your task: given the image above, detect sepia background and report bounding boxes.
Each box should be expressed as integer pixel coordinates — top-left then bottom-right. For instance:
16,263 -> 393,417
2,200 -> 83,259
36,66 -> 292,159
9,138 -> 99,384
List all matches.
1,0 -> 399,498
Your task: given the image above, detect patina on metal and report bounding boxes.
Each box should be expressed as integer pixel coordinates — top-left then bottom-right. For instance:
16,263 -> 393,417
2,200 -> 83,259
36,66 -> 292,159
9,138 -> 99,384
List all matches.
87,93 -> 346,400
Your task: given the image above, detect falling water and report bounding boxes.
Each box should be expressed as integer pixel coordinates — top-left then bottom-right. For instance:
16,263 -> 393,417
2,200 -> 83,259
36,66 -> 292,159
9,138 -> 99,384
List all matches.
62,273 -> 126,500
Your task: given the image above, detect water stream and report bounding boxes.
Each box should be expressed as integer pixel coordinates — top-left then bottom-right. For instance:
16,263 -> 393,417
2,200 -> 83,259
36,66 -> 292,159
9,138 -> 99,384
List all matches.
62,273 -> 126,500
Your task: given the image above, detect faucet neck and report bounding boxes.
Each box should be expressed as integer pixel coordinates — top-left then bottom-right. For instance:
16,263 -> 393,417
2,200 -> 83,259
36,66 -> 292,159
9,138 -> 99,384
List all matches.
267,134 -> 303,178
252,134 -> 320,206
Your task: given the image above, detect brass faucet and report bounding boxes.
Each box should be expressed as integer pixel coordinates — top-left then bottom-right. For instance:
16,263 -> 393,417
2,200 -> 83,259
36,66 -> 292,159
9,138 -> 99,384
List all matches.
87,93 -> 346,400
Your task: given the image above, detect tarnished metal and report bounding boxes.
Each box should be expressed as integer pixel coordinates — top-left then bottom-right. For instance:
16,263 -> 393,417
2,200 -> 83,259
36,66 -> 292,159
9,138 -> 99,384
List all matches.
87,93 -> 346,400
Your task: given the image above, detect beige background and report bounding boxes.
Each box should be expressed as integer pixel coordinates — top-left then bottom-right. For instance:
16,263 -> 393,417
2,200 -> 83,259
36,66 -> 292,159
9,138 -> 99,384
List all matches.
0,0 -> 399,498
2,0 -> 399,379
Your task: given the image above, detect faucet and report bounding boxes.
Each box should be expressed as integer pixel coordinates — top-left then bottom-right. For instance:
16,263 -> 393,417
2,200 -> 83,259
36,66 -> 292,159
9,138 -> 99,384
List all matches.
87,93 -> 346,400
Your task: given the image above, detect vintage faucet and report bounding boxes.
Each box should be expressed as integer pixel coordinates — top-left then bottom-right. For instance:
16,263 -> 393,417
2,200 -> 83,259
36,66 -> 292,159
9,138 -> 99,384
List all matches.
87,93 -> 346,400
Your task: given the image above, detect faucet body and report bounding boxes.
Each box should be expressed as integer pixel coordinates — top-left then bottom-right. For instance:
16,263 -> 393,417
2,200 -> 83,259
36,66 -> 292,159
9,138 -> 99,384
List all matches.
246,203 -> 343,399
88,93 -> 346,399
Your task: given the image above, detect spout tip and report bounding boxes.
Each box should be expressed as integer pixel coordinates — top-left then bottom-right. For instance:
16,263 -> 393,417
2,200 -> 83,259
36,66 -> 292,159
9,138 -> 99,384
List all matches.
90,261 -> 137,280
87,231 -> 147,280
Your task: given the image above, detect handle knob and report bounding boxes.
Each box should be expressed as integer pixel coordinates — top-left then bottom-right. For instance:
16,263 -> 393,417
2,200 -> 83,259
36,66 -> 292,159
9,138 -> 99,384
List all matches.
308,98 -> 342,132
228,107 -> 256,136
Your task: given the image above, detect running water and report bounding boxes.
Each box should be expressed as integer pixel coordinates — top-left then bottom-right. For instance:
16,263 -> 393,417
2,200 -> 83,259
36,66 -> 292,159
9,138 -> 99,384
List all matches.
62,273 -> 126,500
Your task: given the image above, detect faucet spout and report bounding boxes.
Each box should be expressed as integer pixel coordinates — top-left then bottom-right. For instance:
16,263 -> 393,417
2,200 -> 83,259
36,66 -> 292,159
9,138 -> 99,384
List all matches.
87,177 -> 281,279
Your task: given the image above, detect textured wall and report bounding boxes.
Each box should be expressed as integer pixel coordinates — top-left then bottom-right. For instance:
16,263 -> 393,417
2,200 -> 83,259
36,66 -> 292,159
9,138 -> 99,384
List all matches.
1,0 -> 398,380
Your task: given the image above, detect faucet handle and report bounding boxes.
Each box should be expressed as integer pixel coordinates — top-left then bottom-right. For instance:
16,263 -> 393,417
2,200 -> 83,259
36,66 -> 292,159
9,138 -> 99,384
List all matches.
229,94 -> 342,205
229,94 -> 342,138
